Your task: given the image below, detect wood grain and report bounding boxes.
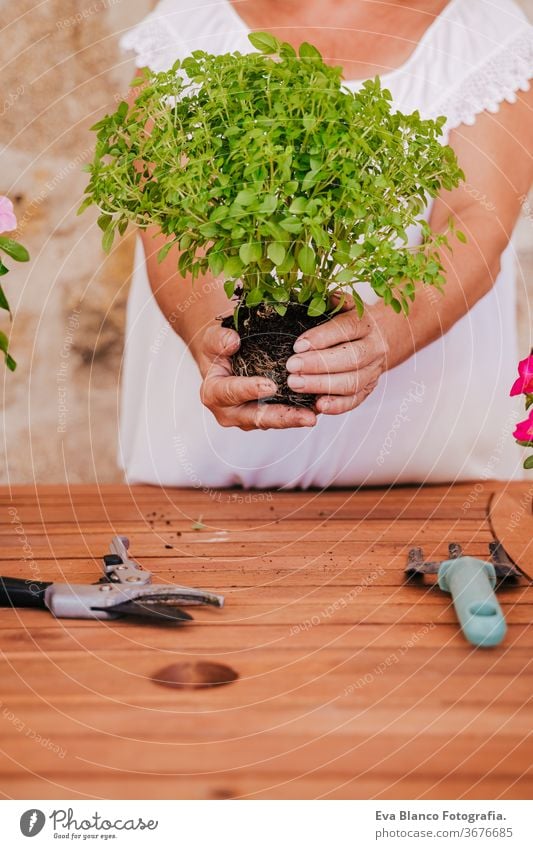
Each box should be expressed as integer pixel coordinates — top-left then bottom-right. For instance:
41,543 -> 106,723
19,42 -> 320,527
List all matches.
0,482 -> 531,800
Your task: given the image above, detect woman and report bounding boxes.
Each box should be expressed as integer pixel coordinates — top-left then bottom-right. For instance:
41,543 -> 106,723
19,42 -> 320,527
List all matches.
118,0 -> 533,488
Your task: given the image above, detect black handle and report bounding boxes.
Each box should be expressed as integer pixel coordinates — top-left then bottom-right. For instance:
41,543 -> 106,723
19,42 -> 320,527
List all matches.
0,576 -> 52,609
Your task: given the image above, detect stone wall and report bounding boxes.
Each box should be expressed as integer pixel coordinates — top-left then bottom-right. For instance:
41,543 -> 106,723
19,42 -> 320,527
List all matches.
0,0 -> 152,483
1,0 -> 532,483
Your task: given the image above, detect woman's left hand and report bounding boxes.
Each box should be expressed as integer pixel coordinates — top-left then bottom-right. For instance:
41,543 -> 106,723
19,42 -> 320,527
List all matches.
285,297 -> 389,415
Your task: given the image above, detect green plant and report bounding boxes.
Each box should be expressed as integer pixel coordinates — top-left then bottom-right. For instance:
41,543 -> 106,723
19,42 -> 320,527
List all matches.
80,31 -> 464,319
0,195 -> 29,371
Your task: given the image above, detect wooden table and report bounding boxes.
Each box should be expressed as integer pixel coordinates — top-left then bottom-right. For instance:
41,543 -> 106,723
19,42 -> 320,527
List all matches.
0,482 -> 531,800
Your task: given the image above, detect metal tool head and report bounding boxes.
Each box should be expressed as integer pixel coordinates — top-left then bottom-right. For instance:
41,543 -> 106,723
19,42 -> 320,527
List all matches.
92,597 -> 194,623
405,542 -> 521,583
100,535 -> 152,586
88,535 -> 225,622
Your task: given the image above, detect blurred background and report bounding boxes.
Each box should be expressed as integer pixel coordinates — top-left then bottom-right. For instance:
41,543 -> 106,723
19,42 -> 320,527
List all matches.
1,0 -> 532,484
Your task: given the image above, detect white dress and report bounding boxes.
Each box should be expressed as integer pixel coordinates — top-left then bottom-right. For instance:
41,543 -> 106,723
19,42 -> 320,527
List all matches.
118,0 -> 533,488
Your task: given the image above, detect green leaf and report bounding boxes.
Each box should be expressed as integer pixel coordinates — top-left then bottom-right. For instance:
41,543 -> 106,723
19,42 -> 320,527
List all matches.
390,298 -> 402,314
297,285 -> 313,304
267,242 -> 286,266
198,222 -> 219,237
223,255 -> 244,278
299,42 -> 322,60
239,241 -> 262,264
224,279 -> 236,299
301,170 -> 320,192
257,195 -> 277,215
209,205 -> 229,222
524,455 -> 533,470
263,221 -> 287,242
178,250 -> 192,277
349,244 -> 365,259
329,292 -> 346,315
97,216 -> 113,235
455,230 -> 467,244
0,329 -> 16,371
0,284 -> 10,313
335,269 -> 354,284
289,197 -> 308,215
102,227 -> 115,253
273,303 -> 287,316
333,241 -> 350,264
182,57 -> 201,78
246,287 -> 263,307
284,181 -> 298,194
279,217 -> 302,234
272,287 -> 289,302
277,251 -> 295,274
353,291 -> 365,318
157,241 -> 173,263
0,237 -> 29,263
297,245 -> 316,276
208,251 -> 224,277
115,102 -> 128,125
307,296 -> 326,317
77,196 -> 93,216
248,31 -> 280,54
279,42 -> 297,59
235,189 -> 257,207
0,261 -> 8,277
309,223 -> 330,249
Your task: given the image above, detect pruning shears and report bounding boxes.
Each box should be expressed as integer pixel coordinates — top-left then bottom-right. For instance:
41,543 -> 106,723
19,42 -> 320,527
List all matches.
0,535 -> 224,624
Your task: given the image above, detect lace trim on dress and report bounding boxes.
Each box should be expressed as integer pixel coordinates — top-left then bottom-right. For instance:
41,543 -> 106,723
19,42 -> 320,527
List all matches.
120,15 -> 184,72
120,13 -> 533,126
435,27 -> 533,129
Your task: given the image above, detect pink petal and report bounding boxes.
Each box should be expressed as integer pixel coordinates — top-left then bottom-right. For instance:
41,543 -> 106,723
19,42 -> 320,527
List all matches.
510,377 -> 525,396
0,210 -> 17,234
518,354 -> 533,378
513,410 -> 533,442
0,196 -> 14,214
511,355 -> 533,395
0,197 -> 17,233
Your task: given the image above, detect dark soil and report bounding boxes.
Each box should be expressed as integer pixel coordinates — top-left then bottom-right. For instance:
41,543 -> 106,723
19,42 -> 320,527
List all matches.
221,302 -> 328,408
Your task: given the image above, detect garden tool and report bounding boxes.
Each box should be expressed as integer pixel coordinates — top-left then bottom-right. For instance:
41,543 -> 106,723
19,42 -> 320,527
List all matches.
0,535 -> 224,624
405,542 -> 519,648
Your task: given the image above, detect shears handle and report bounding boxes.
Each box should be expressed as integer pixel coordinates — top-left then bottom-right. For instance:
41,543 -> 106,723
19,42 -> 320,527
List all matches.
438,556 -> 506,647
0,576 -> 52,609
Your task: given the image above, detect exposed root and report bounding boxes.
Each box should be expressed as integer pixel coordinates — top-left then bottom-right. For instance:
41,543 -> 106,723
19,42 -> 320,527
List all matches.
221,303 -> 326,409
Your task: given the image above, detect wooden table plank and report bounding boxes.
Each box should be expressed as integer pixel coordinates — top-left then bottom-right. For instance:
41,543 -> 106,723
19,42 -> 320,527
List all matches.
0,483 -> 531,800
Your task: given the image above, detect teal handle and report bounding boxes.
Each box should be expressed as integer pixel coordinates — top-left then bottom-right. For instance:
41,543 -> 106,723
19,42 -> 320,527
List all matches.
438,556 -> 507,648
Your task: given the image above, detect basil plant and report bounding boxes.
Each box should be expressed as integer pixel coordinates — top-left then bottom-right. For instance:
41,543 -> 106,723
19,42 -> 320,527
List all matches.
81,31 -> 465,319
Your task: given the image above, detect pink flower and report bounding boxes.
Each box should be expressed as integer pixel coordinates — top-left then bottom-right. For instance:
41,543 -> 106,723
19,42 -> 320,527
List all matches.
0,195 -> 17,234
513,409 -> 533,443
510,354 -> 533,396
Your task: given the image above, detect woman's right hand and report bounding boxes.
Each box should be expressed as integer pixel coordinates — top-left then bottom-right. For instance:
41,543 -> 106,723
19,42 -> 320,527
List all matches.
195,324 -> 317,431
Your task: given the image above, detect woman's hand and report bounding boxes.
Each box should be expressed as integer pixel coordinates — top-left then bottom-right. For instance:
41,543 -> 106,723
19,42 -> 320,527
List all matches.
286,297 -> 389,415
196,323 -> 317,431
